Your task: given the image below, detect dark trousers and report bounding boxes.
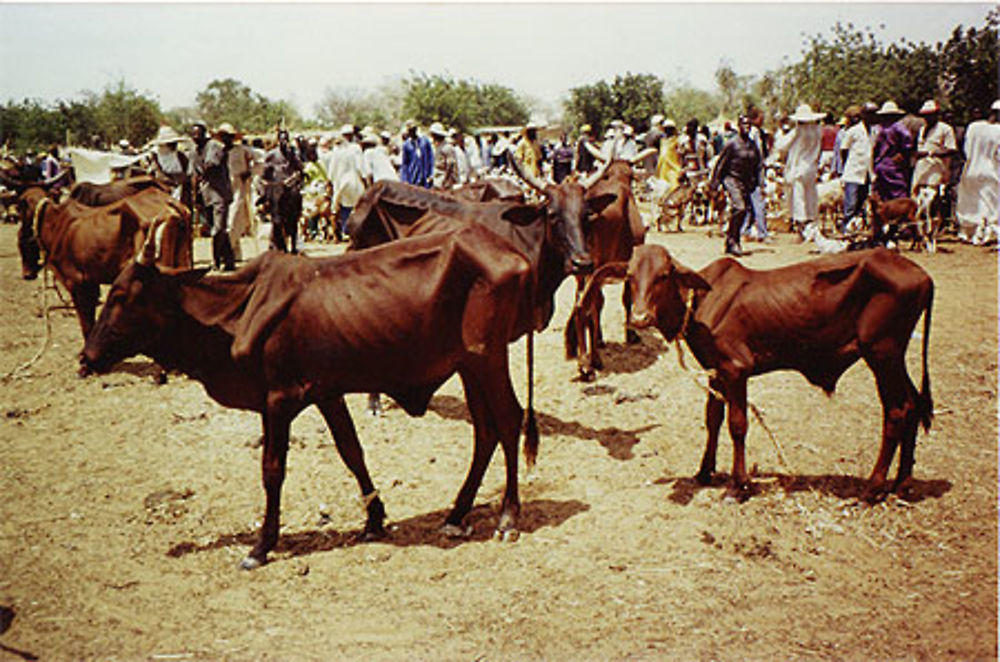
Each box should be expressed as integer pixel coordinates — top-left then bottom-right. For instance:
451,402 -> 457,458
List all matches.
268,188 -> 302,253
722,177 -> 752,249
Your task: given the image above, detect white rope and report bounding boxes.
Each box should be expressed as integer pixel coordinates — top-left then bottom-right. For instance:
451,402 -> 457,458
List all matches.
1,268 -> 52,382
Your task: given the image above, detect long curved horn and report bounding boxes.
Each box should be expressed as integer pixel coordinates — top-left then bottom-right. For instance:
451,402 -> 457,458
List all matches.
506,146 -> 548,193
630,147 -> 658,165
137,217 -> 164,266
581,156 -> 612,189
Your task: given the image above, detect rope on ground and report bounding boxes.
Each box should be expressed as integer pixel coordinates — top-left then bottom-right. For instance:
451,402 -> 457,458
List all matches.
1,269 -> 52,383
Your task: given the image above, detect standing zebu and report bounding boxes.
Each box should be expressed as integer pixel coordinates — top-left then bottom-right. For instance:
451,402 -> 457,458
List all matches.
17,185 -> 192,372
82,223 -> 532,569
581,244 -> 934,501
346,170 -> 603,464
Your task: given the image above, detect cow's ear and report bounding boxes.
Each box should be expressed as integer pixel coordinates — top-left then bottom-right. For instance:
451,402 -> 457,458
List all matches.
586,193 -> 617,216
501,205 -> 543,226
676,265 -> 711,292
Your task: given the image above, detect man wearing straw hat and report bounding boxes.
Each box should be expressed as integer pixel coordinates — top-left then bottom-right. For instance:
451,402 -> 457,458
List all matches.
191,120 -> 236,271
774,103 -> 824,233
911,100 -> 957,197
871,100 -> 913,202
149,125 -> 188,197
226,125 -> 257,263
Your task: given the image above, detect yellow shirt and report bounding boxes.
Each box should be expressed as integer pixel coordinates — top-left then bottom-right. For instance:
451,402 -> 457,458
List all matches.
656,135 -> 683,189
515,139 -> 542,178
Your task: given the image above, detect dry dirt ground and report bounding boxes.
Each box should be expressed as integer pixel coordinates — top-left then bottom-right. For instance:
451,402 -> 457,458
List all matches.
0,220 -> 996,661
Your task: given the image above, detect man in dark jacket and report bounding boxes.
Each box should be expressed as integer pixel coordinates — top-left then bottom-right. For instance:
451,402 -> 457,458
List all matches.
709,115 -> 761,257
191,121 -> 236,271
261,128 -> 304,253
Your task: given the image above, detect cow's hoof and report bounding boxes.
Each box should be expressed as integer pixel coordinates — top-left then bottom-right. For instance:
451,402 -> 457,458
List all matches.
357,526 -> 387,543
154,371 -> 168,385
239,555 -> 266,571
494,528 -> 520,543
694,469 -> 714,486
860,482 -> 889,504
723,483 -> 753,503
578,368 -> 596,382
440,523 -> 472,538
894,477 -> 918,501
77,364 -> 91,379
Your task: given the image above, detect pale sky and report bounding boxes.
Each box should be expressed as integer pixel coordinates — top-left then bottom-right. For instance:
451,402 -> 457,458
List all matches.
0,2 -> 994,119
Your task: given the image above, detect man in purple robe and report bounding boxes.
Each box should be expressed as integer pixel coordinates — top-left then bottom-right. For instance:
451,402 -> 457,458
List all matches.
871,100 -> 913,201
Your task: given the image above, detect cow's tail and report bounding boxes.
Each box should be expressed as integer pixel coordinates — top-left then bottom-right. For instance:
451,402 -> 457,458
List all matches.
918,281 -> 934,432
523,329 -> 539,468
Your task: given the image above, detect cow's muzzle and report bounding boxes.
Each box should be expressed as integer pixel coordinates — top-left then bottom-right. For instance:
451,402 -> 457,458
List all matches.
570,254 -> 594,275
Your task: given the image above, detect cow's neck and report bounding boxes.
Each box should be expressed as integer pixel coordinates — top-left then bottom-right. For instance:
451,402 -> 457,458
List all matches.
151,278 -> 266,411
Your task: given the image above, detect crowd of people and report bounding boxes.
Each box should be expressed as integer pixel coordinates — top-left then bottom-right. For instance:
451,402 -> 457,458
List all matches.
5,97 -> 999,264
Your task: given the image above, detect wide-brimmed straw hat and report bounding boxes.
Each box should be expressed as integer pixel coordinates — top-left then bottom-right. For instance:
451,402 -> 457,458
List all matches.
215,122 -> 237,136
876,100 -> 904,116
790,104 -> 824,122
340,123 -> 354,136
919,100 -> 940,115
991,100 -> 1000,111
429,122 -> 447,137
152,125 -> 184,145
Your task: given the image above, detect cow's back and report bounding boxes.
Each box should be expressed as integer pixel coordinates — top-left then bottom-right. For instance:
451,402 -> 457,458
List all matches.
694,249 -> 931,384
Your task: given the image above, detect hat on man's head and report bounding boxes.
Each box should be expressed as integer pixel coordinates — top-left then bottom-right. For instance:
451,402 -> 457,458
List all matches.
404,119 -> 418,130
862,102 -> 878,113
580,124 -> 592,134
663,118 -> 676,129
790,104 -> 824,122
876,100 -> 904,116
361,131 -> 378,146
991,100 -> 1000,112
650,114 -> 664,127
340,123 -> 354,136
380,130 -> 392,141
215,122 -> 237,137
429,122 -> 447,137
152,125 -> 184,145
919,100 -> 940,115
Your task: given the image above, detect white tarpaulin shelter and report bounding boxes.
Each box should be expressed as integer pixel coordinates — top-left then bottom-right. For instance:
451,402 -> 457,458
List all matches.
65,147 -> 145,184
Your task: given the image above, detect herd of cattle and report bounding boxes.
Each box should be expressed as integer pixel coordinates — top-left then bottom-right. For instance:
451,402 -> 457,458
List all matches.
10,152 -> 934,570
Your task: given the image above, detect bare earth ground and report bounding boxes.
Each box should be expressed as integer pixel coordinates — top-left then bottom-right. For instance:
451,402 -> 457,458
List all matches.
0,220 -> 996,661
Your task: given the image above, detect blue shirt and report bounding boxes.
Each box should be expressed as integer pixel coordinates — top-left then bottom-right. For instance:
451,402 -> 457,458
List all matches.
401,135 -> 434,188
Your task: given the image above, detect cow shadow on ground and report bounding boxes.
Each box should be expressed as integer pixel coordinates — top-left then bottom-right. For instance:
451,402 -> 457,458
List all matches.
166,498 -> 589,562
658,471 -> 952,505
427,394 -> 658,461
588,328 -> 667,376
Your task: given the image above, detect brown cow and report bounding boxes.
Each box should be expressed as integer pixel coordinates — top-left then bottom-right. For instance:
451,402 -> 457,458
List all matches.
17,187 -> 192,355
560,156 -> 653,380
66,176 -> 168,207
82,224 -> 531,569
451,177 -> 526,203
598,244 -> 933,501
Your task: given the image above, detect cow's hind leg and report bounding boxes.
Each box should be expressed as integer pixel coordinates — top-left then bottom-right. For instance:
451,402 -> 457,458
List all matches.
724,378 -> 753,501
862,357 -> 916,502
317,395 -> 386,540
696,377 -> 726,485
623,281 -> 640,345
242,400 -> 300,570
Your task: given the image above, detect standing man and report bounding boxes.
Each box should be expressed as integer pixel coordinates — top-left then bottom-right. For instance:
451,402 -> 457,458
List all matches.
642,115 -> 665,173
261,128 -> 304,253
328,124 -> 366,241
429,122 -> 459,189
774,104 -> 824,233
871,100 -> 913,202
400,119 -> 433,188
911,100 -> 957,202
839,105 -> 873,232
227,127 -> 257,263
574,124 -> 596,174
514,123 -> 543,179
191,120 -> 236,271
955,100 -> 1000,241
709,115 -> 761,257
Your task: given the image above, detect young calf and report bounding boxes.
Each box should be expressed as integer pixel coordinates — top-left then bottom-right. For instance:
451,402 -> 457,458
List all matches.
619,244 -> 934,501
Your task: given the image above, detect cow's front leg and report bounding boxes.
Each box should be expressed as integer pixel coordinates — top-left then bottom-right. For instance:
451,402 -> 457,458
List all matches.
623,281 -> 640,345
696,378 -> 726,485
725,378 -> 753,501
242,403 -> 294,570
317,395 -> 386,540
445,370 -> 501,537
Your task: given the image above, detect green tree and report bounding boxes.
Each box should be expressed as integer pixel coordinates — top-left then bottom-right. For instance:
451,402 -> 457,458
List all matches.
662,84 -> 719,126
195,78 -> 300,134
88,80 -> 162,148
564,72 -> 664,135
939,9 -> 999,125
401,74 -> 529,130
